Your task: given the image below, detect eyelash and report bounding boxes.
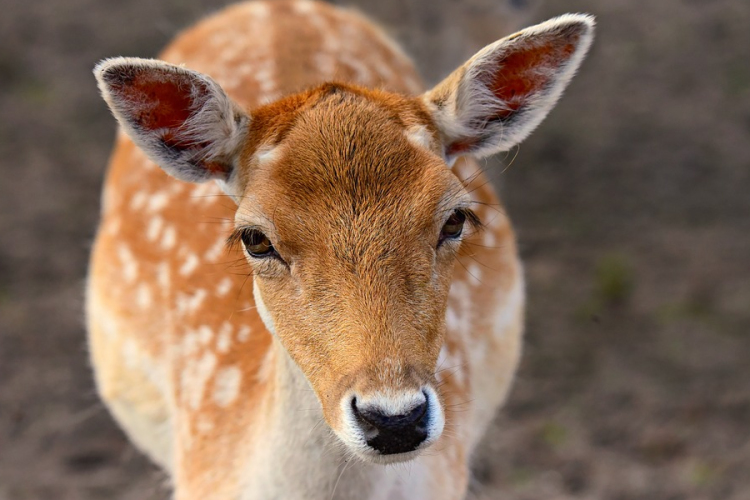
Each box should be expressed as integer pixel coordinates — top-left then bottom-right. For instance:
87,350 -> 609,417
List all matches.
227,227 -> 278,259
438,208 -> 483,247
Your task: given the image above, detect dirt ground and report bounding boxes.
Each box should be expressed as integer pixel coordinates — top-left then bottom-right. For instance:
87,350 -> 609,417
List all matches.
0,0 -> 748,498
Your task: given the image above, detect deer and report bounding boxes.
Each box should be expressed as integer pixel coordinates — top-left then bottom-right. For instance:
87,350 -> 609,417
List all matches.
87,1 -> 594,498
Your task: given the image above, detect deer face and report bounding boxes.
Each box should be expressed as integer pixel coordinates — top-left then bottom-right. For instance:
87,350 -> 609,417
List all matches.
232,87 -> 474,461
94,13 -> 593,463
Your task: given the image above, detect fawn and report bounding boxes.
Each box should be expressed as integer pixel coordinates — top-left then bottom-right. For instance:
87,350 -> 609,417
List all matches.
88,1 -> 594,498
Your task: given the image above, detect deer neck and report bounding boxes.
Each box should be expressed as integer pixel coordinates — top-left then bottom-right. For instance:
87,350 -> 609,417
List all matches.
242,336 -> 398,500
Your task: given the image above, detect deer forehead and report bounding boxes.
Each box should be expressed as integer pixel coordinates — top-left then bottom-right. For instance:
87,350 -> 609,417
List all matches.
237,89 -> 467,249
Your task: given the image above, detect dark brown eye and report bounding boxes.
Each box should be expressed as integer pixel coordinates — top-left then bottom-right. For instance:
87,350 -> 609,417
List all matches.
439,210 -> 466,245
241,230 -> 275,258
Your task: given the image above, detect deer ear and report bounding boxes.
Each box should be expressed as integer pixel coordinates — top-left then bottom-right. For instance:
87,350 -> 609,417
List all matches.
422,14 -> 595,163
94,57 -> 250,189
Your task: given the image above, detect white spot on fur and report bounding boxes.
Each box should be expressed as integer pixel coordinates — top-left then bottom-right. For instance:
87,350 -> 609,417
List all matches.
237,325 -> 251,343
198,325 -> 213,346
448,280 -> 472,335
216,322 -> 233,353
146,216 -> 164,242
118,339 -> 168,399
483,230 -> 496,248
489,213 -> 506,229
213,365 -> 242,407
147,192 -> 169,213
467,262 -> 483,283
176,289 -> 207,316
244,0 -> 271,16
436,345 -> 449,381
446,306 -> 459,332
219,48 -> 238,64
374,60 -> 396,81
169,182 -> 184,195
314,53 -> 336,79
208,31 -> 231,48
492,273 -> 524,341
438,344 -> 465,386
255,67 -> 276,93
292,0 -> 316,14
182,351 -> 217,410
230,1 -> 275,102
216,277 -> 233,297
129,191 -> 148,211
182,329 -> 200,357
204,237 -> 226,262
136,283 -> 152,309
117,245 -> 138,282
179,253 -> 200,276
237,63 -> 253,76
106,216 -> 121,235
305,5 -> 338,79
196,416 -> 214,434
189,182 -> 217,204
161,225 -> 177,250
340,53 -> 372,84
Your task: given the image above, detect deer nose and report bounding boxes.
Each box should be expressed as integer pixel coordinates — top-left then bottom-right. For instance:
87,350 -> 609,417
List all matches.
351,394 -> 429,455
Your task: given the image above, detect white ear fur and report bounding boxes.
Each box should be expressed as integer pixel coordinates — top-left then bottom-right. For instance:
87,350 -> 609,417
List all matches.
422,14 -> 595,163
94,57 -> 250,191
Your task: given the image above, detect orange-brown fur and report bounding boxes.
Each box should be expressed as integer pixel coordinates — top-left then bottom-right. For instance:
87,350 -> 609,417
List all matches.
88,1 -> 594,498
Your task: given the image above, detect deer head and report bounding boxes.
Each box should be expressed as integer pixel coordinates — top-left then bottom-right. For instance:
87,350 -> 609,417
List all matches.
94,13 -> 594,463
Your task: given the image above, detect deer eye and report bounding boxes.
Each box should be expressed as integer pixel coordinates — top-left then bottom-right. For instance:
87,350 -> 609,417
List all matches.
241,229 -> 276,258
439,210 -> 467,245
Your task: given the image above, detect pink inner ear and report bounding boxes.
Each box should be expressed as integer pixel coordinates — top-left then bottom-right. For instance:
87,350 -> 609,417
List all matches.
489,34 -> 579,120
116,72 -> 206,132
113,71 -> 229,173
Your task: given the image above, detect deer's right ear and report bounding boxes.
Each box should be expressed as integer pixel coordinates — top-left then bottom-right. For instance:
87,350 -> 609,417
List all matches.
95,57 -> 250,191
421,14 -> 594,165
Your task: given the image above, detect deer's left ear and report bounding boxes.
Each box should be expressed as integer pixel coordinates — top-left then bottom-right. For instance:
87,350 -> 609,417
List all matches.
95,57 -> 250,194
421,14 -> 595,163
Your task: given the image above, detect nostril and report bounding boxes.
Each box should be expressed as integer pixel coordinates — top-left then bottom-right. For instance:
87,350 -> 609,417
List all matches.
351,397 -> 379,440
402,401 -> 428,427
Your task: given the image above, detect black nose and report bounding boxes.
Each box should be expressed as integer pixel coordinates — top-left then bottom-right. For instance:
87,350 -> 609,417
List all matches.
352,397 -> 429,455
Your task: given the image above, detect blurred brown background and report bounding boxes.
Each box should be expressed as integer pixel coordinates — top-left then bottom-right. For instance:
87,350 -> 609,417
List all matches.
1,0 -> 748,498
